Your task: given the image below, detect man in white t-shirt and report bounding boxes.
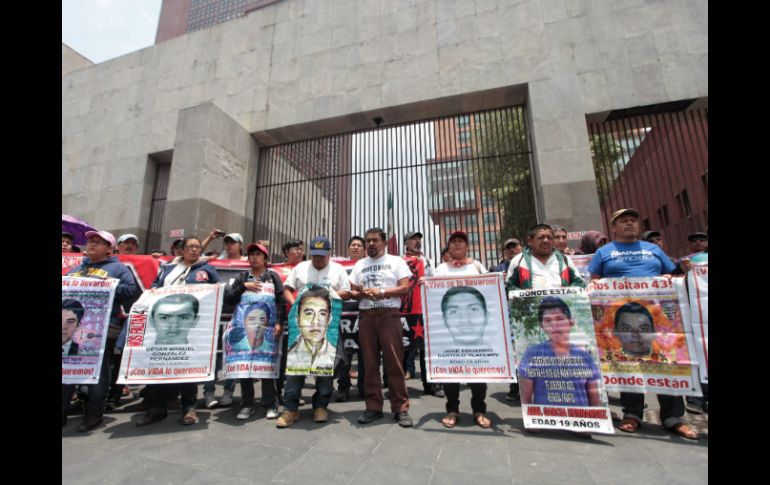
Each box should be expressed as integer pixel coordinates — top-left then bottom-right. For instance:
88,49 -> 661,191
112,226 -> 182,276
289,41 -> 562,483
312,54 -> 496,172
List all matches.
277,236 -> 351,428
348,228 -> 413,427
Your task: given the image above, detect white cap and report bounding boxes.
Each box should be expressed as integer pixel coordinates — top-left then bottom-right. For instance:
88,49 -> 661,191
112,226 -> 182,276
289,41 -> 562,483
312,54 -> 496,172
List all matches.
117,233 -> 139,244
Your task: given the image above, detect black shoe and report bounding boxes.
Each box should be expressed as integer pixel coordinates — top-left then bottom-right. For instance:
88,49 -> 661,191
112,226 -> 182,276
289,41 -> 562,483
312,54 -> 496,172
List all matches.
505,392 -> 520,402
433,386 -> 445,398
76,413 -> 103,432
358,410 -> 384,424
394,412 -> 413,427
136,410 -> 168,427
333,388 -> 349,402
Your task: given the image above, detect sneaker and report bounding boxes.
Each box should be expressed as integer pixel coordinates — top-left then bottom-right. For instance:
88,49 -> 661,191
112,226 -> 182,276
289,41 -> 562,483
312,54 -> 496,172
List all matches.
266,408 -> 280,419
181,409 -> 199,425
204,391 -> 218,409
333,388 -> 350,402
394,412 -> 413,428
276,410 -> 299,428
219,389 -> 234,407
236,407 -> 255,420
358,410 -> 384,424
313,408 -> 329,423
433,387 -> 445,398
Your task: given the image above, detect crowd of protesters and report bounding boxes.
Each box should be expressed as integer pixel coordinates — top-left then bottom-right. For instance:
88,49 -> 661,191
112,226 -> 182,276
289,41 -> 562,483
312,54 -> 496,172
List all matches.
62,209 -> 707,440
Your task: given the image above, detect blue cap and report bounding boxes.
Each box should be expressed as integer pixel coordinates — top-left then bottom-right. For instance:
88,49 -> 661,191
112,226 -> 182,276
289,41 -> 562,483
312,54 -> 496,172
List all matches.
309,236 -> 331,256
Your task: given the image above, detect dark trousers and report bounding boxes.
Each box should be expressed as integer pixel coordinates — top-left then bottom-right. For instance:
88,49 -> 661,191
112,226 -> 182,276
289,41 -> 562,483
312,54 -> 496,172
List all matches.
145,383 -> 198,413
336,348 -> 364,392
621,392 -> 684,428
240,378 -> 278,409
358,308 -> 409,414
444,383 -> 487,414
403,315 -> 429,389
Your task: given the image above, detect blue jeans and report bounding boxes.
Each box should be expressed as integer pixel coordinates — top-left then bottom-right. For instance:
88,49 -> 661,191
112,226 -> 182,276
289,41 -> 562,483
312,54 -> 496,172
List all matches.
203,344 -> 235,393
283,375 -> 333,411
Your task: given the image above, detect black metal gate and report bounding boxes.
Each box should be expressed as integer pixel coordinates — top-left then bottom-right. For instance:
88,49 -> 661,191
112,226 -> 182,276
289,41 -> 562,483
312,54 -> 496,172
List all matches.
253,106 -> 537,268
588,101 -> 708,257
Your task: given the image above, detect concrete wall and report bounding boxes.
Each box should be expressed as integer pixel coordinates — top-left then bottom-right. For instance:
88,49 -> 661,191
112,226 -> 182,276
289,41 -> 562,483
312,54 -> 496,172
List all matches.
62,0 -> 708,238
62,43 -> 93,78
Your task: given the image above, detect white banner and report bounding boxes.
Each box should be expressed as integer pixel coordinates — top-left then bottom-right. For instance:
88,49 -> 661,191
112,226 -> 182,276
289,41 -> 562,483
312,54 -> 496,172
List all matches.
510,287 -> 614,434
588,277 -> 702,396
62,277 -> 118,384
117,284 -> 224,384
422,273 -> 516,383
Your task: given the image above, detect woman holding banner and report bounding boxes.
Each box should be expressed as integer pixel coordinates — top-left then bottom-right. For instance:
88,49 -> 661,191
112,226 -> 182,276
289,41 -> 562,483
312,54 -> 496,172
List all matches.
136,236 -> 221,427
224,242 -> 287,421
434,230 -> 492,429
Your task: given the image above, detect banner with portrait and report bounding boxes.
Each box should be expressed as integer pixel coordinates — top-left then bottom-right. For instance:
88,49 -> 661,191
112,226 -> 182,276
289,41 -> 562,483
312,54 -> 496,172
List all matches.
687,264 -> 708,383
116,284 -> 224,384
223,284 -> 282,379
588,277 -> 702,396
286,283 -> 343,376
422,273 -> 516,383
509,287 -> 613,433
62,277 -> 118,384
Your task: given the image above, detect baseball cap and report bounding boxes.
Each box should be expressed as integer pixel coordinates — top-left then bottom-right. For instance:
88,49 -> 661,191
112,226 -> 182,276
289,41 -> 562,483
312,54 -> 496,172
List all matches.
118,233 -> 139,244
641,230 -> 660,241
246,242 -> 269,257
610,208 -> 640,224
403,231 -> 423,243
84,230 -> 116,248
687,232 -> 707,241
308,236 -> 332,256
448,231 -> 468,243
224,233 -> 243,244
503,238 -> 521,248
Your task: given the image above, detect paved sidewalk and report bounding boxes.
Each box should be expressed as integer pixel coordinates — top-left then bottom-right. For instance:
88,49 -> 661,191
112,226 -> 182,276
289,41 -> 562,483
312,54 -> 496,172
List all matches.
62,381 -> 707,485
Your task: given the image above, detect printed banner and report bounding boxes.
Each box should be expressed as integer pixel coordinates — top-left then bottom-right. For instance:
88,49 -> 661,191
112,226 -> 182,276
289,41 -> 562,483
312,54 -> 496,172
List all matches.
62,277 -> 118,384
117,283 -> 224,384
423,273 -> 516,383
687,264 -> 708,383
510,287 -> 613,433
62,254 -> 161,290
570,254 -> 594,283
588,277 -> 702,396
286,283 -> 343,376
223,284 -> 282,379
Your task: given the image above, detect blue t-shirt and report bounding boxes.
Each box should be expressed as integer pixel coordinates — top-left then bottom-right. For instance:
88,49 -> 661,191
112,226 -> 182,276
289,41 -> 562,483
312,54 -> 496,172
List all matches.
587,241 -> 676,278
518,341 -> 601,406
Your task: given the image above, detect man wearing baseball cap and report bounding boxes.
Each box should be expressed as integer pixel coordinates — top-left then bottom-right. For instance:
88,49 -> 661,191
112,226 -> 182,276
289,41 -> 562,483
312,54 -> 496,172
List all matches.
491,238 -> 522,273
399,231 -> 444,397
63,230 -> 142,432
588,209 -> 698,440
117,234 -> 140,255
277,236 -> 351,427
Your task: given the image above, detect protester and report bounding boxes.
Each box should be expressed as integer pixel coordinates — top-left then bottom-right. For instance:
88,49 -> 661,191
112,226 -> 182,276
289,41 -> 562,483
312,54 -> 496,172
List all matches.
347,236 -> 365,262
551,226 -> 574,255
574,231 -> 608,255
400,231 -> 443,397
434,230 -> 492,429
62,232 -> 80,253
223,242 -> 287,421
170,238 -> 184,257
277,236 -> 351,427
136,236 -> 221,427
349,228 -> 413,427
282,239 -> 305,265
63,230 -> 141,432
588,208 -> 698,440
491,238 -> 522,273
334,236 -> 366,402
117,234 -> 140,255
